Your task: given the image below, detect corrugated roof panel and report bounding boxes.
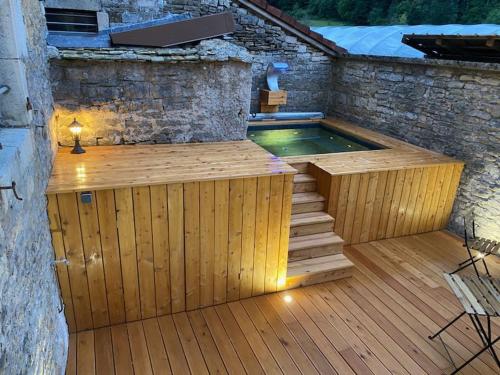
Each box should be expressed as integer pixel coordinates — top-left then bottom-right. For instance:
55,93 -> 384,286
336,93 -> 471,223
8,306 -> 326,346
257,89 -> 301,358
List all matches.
313,24 -> 500,58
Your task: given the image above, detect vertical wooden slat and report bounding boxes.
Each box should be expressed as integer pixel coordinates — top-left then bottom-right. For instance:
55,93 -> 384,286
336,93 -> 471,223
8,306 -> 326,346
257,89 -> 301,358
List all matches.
342,173 -> 361,245
425,165 -> 447,231
402,168 -> 423,236
418,166 -> 439,233
133,186 -> 156,319
385,169 -> 406,238
277,174 -> 294,291
253,176 -> 271,296
115,188 -> 141,322
240,178 -> 257,299
334,174 -> 351,237
360,172 -> 379,243
377,170 -> 397,239
214,180 -> 229,304
95,190 -> 125,325
433,165 -> 455,230
350,173 -> 369,244
150,185 -> 171,316
167,183 -> 185,313
440,163 -> 464,228
265,175 -> 285,293
78,192 -> 109,328
227,179 -> 244,301
394,168 -> 415,237
184,182 -> 200,310
47,195 -> 76,332
57,193 -> 93,331
410,168 -> 430,234
369,171 -> 388,242
200,181 -> 216,307
328,175 -> 342,219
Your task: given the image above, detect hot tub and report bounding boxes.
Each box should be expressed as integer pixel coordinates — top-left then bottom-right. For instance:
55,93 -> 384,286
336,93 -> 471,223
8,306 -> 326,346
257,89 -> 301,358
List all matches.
247,122 -> 384,157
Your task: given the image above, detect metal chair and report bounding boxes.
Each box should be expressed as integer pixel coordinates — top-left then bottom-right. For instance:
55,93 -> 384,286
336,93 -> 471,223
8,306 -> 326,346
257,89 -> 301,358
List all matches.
450,218 -> 499,277
429,274 -> 500,373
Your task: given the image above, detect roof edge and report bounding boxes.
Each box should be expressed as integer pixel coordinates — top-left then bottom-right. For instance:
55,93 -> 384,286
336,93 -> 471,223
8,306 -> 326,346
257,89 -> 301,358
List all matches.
236,0 -> 347,56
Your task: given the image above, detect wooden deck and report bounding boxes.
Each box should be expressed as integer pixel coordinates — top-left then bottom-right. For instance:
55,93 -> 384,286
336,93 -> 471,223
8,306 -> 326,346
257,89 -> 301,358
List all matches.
66,231 -> 500,375
47,140 -> 295,194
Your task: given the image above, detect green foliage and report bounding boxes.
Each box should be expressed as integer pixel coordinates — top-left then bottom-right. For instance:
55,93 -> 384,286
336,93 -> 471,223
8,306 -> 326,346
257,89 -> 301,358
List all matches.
268,0 -> 500,25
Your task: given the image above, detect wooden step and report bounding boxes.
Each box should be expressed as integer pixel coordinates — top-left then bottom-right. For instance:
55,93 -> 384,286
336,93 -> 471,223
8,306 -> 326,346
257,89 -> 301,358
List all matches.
289,212 -> 334,237
289,162 -> 309,173
288,232 -> 344,261
286,254 -> 354,289
291,192 -> 325,214
293,174 -> 317,193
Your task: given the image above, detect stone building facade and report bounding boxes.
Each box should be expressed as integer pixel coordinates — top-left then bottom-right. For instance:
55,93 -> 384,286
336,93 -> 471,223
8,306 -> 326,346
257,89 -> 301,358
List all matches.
46,0 -> 335,113
328,56 -> 500,238
0,0 -> 67,373
50,40 -> 253,145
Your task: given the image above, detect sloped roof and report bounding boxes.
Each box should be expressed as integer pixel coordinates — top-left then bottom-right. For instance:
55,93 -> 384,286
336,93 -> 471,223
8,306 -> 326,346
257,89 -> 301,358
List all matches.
237,0 -> 346,55
313,24 -> 500,58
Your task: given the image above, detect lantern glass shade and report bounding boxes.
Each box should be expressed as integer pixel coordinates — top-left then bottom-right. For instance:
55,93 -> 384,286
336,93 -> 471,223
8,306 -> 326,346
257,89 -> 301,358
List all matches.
69,118 -> 82,137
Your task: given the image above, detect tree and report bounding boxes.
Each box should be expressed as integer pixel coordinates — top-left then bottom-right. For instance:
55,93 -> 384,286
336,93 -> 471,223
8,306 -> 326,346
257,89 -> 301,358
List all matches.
336,0 -> 371,24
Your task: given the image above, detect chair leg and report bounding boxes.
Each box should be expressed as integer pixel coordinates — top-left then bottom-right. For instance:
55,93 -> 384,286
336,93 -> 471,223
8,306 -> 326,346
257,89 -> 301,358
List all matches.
428,311 -> 466,340
451,335 -> 500,374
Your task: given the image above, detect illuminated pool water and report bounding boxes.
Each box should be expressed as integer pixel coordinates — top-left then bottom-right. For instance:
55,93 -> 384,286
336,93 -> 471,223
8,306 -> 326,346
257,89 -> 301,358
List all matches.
247,123 -> 383,157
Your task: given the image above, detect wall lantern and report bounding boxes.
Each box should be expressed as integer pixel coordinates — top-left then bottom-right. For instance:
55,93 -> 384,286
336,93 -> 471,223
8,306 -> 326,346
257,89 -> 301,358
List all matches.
68,118 -> 86,154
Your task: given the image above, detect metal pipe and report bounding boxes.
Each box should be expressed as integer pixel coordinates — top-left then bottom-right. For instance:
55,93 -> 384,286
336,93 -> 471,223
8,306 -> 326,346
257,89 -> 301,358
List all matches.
248,112 -> 325,121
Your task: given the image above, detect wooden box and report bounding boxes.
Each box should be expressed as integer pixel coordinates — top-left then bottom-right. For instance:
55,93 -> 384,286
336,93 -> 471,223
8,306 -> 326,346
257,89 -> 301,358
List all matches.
260,89 -> 287,106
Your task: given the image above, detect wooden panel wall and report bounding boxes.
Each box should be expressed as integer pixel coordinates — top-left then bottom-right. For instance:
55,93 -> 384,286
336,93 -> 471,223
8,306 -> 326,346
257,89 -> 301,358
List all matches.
47,175 -> 293,333
313,163 -> 463,246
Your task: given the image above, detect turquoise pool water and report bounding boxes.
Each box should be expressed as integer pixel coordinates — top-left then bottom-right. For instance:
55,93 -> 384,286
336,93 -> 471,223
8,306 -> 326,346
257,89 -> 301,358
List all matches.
247,123 -> 382,157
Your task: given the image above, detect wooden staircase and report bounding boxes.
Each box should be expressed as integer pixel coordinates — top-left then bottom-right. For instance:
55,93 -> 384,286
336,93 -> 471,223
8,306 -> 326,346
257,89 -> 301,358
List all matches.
286,166 -> 354,289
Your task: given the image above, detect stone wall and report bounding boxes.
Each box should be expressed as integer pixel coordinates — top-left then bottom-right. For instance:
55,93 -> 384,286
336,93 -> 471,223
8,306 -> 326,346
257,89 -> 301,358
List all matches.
328,56 -> 500,238
0,0 -> 67,373
47,0 -> 334,113
49,40 -> 252,145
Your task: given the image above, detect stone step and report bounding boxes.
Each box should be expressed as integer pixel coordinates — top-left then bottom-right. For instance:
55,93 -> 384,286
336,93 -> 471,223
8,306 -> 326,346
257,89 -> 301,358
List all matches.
291,192 -> 325,214
286,254 -> 354,289
288,232 -> 344,261
293,173 -> 317,193
289,211 -> 334,238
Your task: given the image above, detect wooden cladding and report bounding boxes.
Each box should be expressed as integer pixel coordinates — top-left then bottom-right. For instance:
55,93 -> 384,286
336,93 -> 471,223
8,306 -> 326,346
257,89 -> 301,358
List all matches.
314,163 -> 463,245
47,175 -> 293,333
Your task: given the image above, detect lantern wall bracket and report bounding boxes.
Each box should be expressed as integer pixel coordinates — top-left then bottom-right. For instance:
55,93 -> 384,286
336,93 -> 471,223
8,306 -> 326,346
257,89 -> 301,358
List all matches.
0,181 -> 23,201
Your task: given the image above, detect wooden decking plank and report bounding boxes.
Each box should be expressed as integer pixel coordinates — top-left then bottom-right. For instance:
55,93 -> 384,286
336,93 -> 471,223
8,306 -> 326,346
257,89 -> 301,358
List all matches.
127,321 -> 153,375
94,327 -> 114,375
66,334 -> 77,375
187,310 -> 228,374
227,302 -> 283,374
142,318 -> 172,375
157,315 -> 190,375
240,299 -> 301,374
215,304 -> 265,374
264,294 -> 336,374
77,330 -> 96,375
172,312 -> 209,374
110,324 -> 134,375
201,307 -> 247,374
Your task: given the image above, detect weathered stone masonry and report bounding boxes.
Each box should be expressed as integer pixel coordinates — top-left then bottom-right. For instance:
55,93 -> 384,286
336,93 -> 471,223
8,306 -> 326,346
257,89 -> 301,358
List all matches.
50,40 -> 253,145
0,0 -> 67,373
50,0 -> 334,113
328,56 -> 500,238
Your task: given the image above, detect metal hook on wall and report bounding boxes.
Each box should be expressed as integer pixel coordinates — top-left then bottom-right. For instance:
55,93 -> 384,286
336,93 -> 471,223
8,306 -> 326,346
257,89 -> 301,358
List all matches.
0,181 -> 23,200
